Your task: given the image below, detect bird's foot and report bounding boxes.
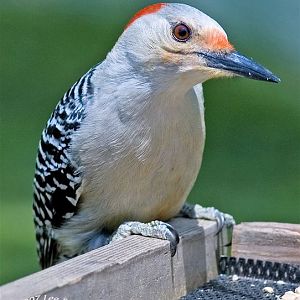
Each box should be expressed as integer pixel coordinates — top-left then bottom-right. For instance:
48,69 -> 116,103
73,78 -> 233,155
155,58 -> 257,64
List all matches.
109,220 -> 179,256
180,202 -> 235,232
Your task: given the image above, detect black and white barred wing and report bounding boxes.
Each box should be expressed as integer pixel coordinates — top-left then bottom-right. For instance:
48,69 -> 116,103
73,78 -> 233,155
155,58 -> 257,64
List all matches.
33,68 -> 95,268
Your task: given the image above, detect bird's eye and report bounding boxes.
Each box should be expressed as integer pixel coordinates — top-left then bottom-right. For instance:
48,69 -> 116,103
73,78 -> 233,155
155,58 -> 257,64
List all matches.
172,23 -> 191,42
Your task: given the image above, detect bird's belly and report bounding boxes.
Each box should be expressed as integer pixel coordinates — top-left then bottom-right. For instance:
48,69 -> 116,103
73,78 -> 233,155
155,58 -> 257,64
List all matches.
76,86 -> 205,230
82,117 -> 204,230
94,146 -> 201,229
139,135 -> 202,222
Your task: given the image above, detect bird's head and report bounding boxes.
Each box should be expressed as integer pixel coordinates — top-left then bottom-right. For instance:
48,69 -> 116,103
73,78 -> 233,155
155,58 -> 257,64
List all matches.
114,3 -> 279,87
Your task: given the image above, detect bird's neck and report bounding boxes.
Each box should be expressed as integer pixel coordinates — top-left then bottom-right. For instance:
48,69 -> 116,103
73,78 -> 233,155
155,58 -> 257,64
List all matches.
104,42 -> 206,94
89,47 -> 205,135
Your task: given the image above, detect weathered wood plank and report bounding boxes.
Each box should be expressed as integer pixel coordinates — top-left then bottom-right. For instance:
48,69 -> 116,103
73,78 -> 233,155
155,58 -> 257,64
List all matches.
0,218 -> 219,300
232,222 -> 300,265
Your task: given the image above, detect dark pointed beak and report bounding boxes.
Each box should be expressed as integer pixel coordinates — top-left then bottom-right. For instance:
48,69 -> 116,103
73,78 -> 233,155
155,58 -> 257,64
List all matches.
199,51 -> 280,83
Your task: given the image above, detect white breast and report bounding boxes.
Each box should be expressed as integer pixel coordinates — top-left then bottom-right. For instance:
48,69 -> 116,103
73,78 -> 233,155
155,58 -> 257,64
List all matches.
68,80 -> 205,232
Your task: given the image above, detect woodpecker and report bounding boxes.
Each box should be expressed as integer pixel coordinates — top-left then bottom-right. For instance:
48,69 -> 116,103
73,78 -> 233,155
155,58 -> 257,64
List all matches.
33,3 -> 280,268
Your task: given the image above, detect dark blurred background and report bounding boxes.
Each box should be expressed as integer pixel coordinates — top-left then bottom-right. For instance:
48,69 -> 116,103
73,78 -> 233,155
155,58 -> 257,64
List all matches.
0,0 -> 299,285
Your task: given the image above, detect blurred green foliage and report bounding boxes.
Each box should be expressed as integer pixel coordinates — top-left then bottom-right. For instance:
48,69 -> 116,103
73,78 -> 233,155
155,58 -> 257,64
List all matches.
0,0 -> 299,285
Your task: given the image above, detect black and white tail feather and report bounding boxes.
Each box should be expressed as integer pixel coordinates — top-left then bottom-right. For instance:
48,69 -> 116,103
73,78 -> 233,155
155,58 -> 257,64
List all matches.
33,66 -> 96,269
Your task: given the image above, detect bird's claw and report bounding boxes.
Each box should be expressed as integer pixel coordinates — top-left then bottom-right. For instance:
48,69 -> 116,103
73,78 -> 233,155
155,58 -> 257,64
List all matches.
163,222 -> 180,256
180,203 -> 235,233
214,210 -> 235,233
109,220 -> 179,256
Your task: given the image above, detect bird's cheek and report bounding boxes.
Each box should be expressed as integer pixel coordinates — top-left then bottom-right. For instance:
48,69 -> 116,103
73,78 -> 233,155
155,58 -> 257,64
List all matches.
160,51 -> 184,65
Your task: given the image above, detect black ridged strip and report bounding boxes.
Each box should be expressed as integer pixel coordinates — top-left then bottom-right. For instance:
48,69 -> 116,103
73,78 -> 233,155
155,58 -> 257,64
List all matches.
219,256 -> 300,284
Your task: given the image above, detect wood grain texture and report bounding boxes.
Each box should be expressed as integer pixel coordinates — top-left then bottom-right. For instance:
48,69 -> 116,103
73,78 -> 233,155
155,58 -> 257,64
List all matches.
0,218 -> 219,300
232,222 -> 300,265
